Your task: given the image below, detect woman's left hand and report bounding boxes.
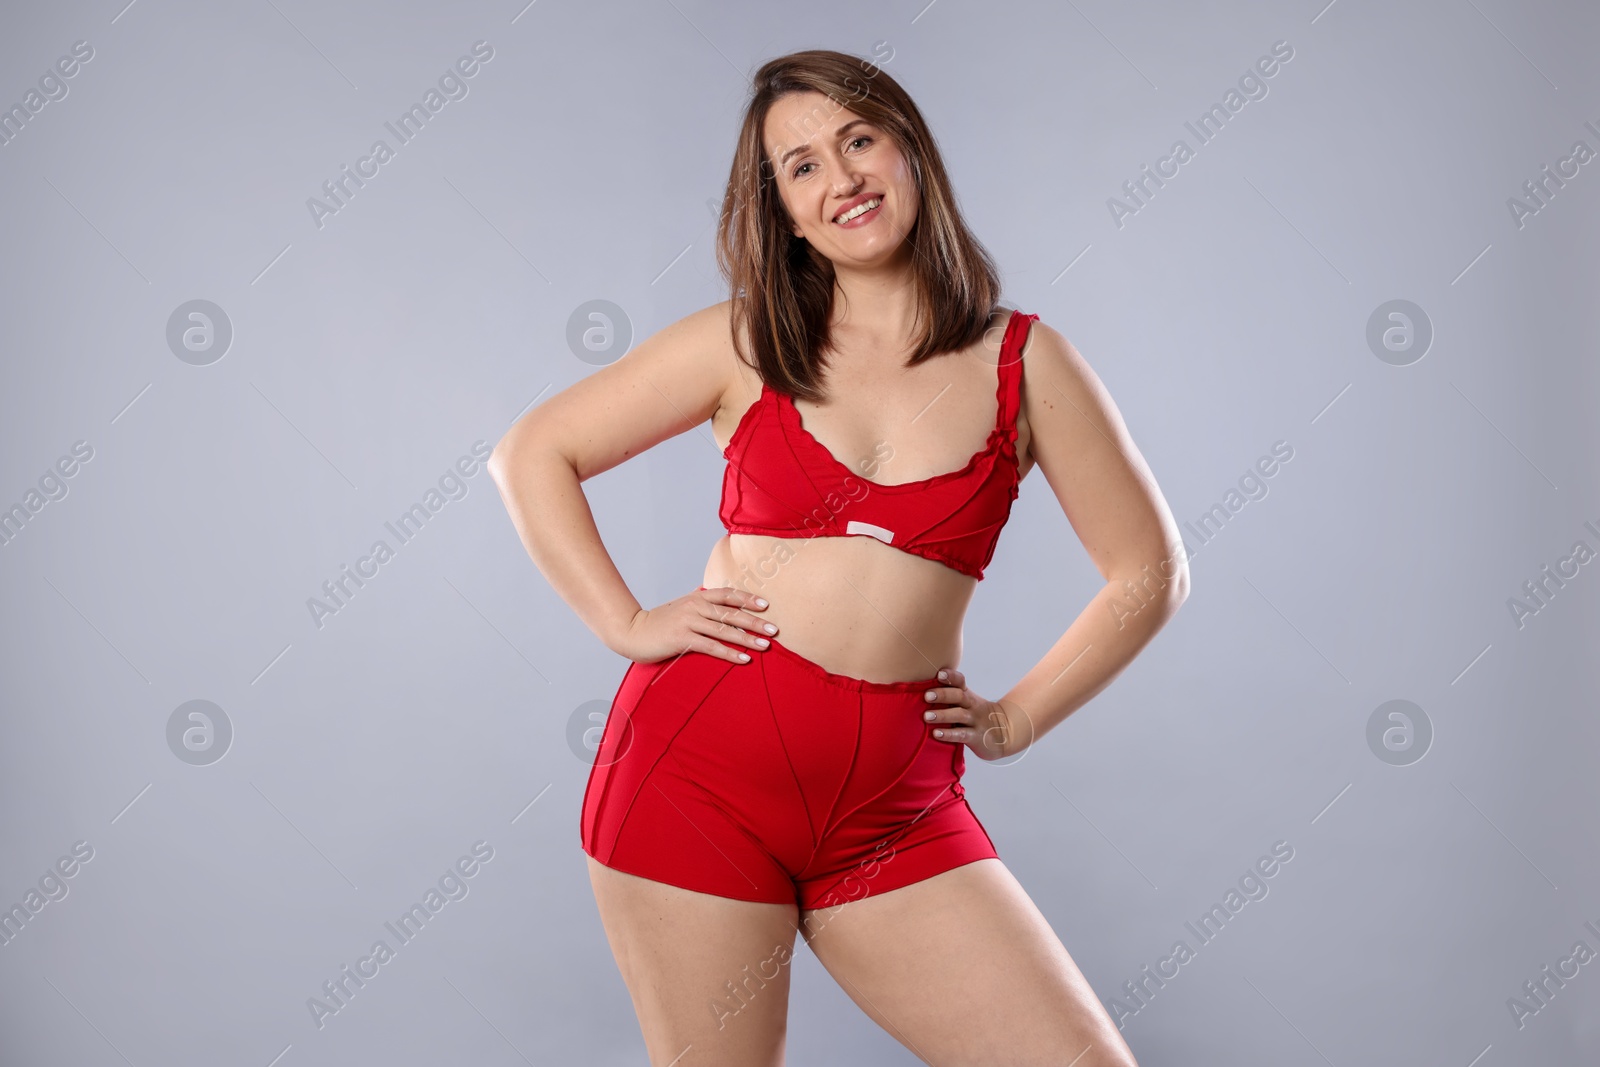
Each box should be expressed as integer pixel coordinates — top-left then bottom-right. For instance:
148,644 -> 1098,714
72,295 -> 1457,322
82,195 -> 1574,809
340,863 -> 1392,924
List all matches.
922,668 -> 1035,762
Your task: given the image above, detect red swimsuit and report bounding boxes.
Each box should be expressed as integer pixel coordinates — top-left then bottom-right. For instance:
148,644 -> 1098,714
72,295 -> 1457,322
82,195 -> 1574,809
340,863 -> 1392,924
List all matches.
720,308 -> 1039,580
580,310 -> 1037,909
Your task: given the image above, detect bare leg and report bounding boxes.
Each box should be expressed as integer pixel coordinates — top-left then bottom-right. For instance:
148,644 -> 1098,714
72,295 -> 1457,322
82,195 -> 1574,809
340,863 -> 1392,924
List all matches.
800,858 -> 1139,1067
587,857 -> 802,1066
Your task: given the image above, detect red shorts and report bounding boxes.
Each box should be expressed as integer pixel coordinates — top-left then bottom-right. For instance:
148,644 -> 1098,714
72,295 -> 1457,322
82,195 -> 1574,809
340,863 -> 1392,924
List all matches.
580,631 -> 999,911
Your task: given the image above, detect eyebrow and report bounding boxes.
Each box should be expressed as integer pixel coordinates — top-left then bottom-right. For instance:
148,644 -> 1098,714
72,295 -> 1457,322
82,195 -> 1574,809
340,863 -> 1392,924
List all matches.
774,119 -> 874,168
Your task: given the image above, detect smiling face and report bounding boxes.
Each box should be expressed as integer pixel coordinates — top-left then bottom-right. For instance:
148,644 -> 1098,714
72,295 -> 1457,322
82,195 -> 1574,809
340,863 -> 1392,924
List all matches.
762,91 -> 920,272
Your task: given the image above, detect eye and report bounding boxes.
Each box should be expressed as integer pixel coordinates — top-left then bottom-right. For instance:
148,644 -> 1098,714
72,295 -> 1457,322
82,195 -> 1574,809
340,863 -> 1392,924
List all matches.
791,136 -> 873,178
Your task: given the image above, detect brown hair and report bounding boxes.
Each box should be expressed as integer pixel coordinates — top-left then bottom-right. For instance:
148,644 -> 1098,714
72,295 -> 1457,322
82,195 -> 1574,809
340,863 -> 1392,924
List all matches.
713,49 -> 1003,403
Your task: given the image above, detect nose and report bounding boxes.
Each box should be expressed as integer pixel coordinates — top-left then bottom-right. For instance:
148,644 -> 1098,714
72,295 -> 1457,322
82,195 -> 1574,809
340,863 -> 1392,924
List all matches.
831,156 -> 863,195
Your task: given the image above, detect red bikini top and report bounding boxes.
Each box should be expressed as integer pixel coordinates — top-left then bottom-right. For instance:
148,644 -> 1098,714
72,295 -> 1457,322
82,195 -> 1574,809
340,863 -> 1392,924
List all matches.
719,309 -> 1037,580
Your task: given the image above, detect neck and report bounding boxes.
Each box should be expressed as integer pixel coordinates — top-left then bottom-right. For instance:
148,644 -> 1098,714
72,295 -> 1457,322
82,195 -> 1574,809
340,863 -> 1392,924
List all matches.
827,247 -> 921,351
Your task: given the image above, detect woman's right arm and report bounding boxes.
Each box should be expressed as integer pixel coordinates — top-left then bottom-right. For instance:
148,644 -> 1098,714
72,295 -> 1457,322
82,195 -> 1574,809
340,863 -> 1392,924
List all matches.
486,301 -> 768,659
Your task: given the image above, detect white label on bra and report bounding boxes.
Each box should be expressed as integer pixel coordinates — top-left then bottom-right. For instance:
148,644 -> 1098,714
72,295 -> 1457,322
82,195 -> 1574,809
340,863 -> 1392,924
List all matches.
846,520 -> 895,544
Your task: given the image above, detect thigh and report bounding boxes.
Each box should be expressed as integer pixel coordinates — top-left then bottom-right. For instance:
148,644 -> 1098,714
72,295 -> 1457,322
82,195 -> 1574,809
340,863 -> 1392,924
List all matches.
799,858 -> 1139,1067
588,857 -> 801,1067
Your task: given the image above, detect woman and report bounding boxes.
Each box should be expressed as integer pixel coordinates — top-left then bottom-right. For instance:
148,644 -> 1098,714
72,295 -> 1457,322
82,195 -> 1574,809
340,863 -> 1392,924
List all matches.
490,49 -> 1186,1067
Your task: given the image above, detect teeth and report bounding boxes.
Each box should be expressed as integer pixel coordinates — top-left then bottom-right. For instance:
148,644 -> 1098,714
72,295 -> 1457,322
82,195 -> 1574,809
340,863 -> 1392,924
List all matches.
835,197 -> 882,223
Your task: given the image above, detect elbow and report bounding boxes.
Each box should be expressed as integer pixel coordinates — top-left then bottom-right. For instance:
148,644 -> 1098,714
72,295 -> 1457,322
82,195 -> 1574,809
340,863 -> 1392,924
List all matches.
1167,559 -> 1192,608
1107,551 -> 1189,617
486,437 -> 515,487
487,426 -> 576,488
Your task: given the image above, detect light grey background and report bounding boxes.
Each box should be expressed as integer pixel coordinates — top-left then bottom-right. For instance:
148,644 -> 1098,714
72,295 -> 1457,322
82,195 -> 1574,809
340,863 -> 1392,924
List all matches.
2,1 -> 1597,1064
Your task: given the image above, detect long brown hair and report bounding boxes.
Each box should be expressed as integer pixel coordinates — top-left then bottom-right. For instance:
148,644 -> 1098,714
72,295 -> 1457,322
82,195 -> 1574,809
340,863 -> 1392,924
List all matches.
714,49 -> 1003,403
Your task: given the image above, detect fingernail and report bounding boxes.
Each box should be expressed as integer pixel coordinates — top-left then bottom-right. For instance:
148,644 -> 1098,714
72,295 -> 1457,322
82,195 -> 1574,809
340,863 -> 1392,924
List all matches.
924,711 -> 936,721
738,653 -> 750,662
756,638 -> 770,648
755,598 -> 768,608
925,690 -> 937,701
764,624 -> 777,634
937,670 -> 948,681
933,729 -> 943,738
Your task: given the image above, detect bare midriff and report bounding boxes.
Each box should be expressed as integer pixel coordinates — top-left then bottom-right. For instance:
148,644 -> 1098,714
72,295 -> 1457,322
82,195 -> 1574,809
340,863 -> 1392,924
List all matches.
701,533 -> 978,684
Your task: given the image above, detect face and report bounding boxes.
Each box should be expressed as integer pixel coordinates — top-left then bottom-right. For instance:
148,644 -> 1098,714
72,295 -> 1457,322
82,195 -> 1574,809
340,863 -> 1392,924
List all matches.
761,91 -> 920,271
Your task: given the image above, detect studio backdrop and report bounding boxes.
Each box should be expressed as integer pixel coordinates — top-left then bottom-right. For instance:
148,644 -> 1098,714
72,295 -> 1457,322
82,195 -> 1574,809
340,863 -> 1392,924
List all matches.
1,1 -> 1597,1064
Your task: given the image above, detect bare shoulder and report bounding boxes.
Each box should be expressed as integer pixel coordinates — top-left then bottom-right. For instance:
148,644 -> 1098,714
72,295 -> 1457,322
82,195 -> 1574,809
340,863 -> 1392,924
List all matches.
491,298 -> 749,482
993,311 -> 1095,475
1007,313 -> 1187,587
1016,315 -> 1099,402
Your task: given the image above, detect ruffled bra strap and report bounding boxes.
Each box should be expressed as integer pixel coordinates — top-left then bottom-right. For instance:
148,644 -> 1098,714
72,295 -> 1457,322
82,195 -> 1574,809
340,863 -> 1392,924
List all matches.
995,310 -> 1038,445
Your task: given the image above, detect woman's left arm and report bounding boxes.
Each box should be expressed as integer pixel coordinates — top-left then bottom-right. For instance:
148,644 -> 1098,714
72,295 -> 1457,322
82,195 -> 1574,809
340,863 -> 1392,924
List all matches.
929,320 -> 1191,760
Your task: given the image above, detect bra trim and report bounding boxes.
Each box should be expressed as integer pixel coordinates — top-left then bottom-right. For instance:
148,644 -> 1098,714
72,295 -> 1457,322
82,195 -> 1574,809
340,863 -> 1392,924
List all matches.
721,310 -> 1028,492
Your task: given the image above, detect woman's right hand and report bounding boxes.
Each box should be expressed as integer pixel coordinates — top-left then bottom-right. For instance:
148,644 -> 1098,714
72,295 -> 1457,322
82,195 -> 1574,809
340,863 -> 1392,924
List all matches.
613,586 -> 778,665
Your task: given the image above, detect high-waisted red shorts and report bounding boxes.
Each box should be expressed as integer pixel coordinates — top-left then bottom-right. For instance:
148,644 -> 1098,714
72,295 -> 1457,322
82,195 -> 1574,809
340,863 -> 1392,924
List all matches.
580,629 -> 999,911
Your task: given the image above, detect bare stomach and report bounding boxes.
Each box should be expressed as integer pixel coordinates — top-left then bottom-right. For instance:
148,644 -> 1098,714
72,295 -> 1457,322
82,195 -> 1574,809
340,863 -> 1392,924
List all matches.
700,533 -> 977,684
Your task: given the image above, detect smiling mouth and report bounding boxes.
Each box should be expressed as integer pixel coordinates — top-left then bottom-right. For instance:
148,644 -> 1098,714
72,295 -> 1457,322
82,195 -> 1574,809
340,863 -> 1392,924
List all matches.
834,196 -> 884,224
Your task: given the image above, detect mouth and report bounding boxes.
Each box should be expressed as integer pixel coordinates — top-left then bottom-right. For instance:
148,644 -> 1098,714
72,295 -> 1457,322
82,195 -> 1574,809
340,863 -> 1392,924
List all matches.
833,194 -> 885,226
